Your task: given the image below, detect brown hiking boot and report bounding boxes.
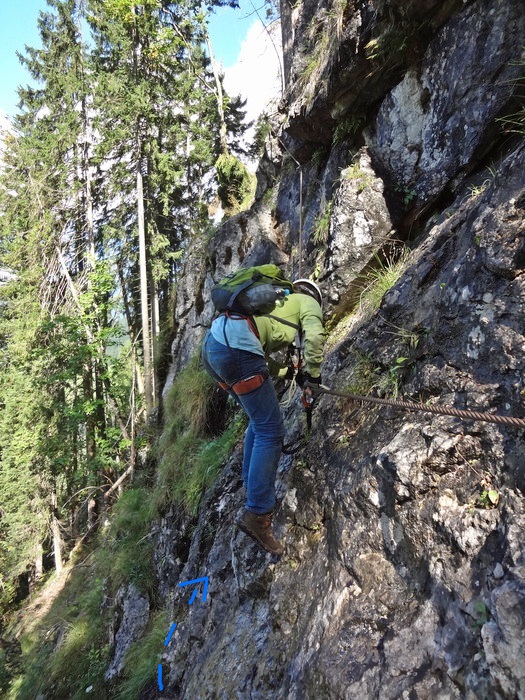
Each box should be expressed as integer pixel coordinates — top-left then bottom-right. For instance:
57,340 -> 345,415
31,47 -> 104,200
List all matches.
235,510 -> 284,555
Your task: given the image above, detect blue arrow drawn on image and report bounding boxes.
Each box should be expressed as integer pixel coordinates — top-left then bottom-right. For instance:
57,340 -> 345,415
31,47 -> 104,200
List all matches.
157,577 -> 210,692
158,624 -> 177,692
164,622 -> 177,646
178,576 -> 209,604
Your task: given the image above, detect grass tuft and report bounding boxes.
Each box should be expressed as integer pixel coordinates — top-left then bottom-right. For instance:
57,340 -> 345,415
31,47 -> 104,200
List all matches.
95,488 -> 155,595
359,248 -> 411,317
116,610 -> 168,699
156,415 -> 244,514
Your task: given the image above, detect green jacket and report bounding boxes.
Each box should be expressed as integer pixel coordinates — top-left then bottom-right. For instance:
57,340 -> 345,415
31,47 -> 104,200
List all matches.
254,293 -> 325,378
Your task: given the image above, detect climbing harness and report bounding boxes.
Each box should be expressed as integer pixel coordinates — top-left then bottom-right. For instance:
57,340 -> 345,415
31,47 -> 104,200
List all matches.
310,385 -> 525,429
218,373 -> 267,396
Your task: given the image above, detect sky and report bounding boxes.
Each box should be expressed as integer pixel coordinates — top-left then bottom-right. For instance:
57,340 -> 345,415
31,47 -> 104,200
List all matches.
0,0 -> 282,124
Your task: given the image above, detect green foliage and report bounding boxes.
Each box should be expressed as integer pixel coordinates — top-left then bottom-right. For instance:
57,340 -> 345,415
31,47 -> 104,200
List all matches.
464,166 -> 496,201
477,475 -> 501,509
116,609 -> 168,699
0,0 -> 252,695
312,200 -> 333,245
156,357 -> 244,513
161,355 -> 216,440
345,352 -> 412,400
479,489 -> 500,508
364,21 -> 419,66
472,600 -> 490,628
7,563 -> 109,700
333,115 -> 365,144
215,152 -> 255,214
394,183 -> 417,207
298,0 -> 346,90
96,488 -> 155,594
250,112 -> 273,158
383,320 -> 427,352
345,351 -> 381,396
377,357 -> 413,399
342,162 -> 373,193
156,417 -> 244,513
359,248 -> 411,317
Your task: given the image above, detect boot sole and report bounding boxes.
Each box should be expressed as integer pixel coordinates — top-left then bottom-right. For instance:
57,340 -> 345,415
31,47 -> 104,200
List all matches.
235,517 -> 284,556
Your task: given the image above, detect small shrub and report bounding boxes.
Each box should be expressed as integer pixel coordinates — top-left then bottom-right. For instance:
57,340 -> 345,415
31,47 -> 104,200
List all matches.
333,115 -> 364,144
345,351 -> 380,396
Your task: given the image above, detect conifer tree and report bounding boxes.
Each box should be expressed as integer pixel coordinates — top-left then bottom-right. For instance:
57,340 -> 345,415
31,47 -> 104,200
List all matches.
0,0 -> 125,594
87,0 -> 248,412
0,0 -> 250,601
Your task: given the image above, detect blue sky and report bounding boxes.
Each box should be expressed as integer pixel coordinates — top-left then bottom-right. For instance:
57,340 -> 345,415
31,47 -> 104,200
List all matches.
0,0 -> 276,119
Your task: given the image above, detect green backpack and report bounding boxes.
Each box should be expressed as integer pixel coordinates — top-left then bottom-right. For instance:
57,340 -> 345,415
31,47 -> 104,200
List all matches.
211,264 -> 294,315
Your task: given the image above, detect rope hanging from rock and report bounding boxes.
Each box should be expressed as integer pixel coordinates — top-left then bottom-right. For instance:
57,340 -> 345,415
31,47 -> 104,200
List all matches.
311,385 -> 525,428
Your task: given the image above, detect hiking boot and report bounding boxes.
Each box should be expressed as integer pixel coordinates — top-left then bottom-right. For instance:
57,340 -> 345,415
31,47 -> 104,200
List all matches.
235,510 -> 284,556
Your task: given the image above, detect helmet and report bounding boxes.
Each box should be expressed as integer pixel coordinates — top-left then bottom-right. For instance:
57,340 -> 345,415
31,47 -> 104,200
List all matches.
293,278 -> 322,306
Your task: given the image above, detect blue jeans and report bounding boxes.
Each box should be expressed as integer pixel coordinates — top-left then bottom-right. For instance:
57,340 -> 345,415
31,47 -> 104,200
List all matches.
201,331 -> 284,515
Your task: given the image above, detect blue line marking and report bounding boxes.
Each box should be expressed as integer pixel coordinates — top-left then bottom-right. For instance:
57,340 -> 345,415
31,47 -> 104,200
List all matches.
164,622 -> 177,646
178,576 -> 209,604
158,663 -> 164,691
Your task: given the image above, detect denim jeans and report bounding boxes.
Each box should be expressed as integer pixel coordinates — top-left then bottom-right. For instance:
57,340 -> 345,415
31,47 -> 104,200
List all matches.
201,331 -> 284,515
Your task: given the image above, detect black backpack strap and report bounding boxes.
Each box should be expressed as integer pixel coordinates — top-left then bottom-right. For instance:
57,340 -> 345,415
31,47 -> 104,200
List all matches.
262,313 -> 300,331
225,271 -> 263,310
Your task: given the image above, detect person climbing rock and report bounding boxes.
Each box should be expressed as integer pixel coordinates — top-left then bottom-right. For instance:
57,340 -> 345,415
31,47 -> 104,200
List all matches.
201,277 -> 325,556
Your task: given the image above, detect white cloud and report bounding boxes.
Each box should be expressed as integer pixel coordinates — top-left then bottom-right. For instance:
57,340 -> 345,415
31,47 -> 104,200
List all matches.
223,20 -> 283,124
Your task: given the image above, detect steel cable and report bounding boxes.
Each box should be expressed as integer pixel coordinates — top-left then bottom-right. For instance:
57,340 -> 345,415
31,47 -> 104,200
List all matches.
312,385 -> 525,428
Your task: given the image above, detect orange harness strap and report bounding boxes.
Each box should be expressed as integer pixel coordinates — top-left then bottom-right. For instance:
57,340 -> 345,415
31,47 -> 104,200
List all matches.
222,310 -> 260,338
218,373 -> 266,395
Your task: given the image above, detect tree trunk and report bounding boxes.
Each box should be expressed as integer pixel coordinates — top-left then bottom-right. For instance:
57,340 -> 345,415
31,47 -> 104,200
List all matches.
51,489 -> 63,577
35,544 -> 44,582
137,162 -> 155,416
204,27 -> 228,154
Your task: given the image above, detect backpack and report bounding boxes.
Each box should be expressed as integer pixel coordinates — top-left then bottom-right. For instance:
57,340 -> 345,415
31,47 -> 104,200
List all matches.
211,264 -> 294,316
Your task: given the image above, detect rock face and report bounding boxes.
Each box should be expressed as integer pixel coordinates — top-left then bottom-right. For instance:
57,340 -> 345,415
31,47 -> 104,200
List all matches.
154,143 -> 525,700
366,0 -> 525,202
106,1 -> 525,698
105,583 -> 149,682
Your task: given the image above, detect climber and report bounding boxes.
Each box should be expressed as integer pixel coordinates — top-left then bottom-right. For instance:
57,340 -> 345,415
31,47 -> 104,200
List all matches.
201,278 -> 325,556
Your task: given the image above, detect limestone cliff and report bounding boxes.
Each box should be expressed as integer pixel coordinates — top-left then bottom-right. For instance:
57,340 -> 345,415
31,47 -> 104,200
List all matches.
113,1 -> 525,698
